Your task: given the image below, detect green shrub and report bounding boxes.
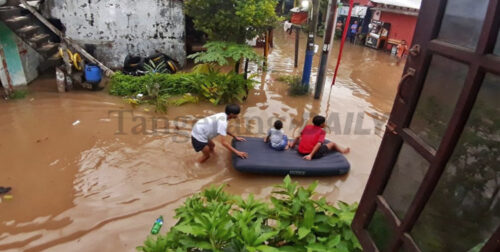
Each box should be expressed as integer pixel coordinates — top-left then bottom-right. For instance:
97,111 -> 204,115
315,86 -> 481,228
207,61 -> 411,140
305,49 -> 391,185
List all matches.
277,75 -> 309,96
188,41 -> 263,67
198,71 -> 253,105
137,176 -> 361,252
184,0 -> 280,43
109,72 -> 201,96
109,71 -> 254,107
170,93 -> 199,106
7,90 -> 28,99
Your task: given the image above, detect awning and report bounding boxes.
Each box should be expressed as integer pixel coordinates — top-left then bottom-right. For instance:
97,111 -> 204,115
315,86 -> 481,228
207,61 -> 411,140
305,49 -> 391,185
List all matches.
370,0 -> 421,10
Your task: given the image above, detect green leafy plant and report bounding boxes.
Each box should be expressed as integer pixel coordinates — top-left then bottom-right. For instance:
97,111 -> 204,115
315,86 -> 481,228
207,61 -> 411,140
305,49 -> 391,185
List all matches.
137,176 -> 361,252
277,75 -> 309,96
144,59 -> 169,74
188,41 -> 264,73
189,41 -> 263,67
184,0 -> 281,43
197,71 -> 254,105
109,71 -> 254,108
7,90 -> 28,99
191,63 -> 221,74
170,93 -> 200,106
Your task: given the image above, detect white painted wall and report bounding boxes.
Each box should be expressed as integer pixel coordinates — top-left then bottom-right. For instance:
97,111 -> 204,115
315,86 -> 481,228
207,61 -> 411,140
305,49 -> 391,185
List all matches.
44,0 -> 186,69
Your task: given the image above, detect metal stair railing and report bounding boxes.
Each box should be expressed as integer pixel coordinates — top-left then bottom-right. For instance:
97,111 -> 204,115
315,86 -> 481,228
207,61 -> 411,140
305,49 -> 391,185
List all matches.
19,0 -> 114,77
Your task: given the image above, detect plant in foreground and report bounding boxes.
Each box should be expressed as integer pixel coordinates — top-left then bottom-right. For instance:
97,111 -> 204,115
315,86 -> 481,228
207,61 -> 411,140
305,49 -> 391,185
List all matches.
137,176 -> 361,252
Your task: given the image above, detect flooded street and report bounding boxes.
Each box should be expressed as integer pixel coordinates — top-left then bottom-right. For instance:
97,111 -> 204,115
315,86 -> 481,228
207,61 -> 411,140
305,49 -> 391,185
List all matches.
0,28 -> 404,251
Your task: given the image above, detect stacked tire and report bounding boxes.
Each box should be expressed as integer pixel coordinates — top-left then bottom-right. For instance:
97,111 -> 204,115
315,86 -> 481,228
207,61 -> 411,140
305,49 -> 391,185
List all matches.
123,53 -> 178,76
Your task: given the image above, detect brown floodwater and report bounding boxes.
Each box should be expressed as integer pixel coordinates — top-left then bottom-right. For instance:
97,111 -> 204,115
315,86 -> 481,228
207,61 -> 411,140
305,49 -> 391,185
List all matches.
0,28 -> 404,251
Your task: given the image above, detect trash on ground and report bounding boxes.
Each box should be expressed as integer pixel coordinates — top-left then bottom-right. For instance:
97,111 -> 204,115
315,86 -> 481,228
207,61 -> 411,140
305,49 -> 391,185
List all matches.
0,187 -> 11,194
72,120 -> 81,126
150,216 -> 164,235
3,195 -> 13,200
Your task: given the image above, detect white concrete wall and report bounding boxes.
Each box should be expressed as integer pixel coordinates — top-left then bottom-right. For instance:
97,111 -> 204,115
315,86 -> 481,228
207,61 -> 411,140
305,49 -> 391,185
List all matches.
44,0 -> 186,69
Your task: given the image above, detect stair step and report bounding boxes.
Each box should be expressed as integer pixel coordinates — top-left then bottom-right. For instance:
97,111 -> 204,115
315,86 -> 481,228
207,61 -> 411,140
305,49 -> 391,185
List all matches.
17,25 -> 39,33
38,42 -> 58,52
5,15 -> 30,23
29,33 -> 50,43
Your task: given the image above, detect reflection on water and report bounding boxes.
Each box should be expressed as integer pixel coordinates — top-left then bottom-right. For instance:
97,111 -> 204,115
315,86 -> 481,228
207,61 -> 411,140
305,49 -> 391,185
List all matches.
0,28 -> 404,251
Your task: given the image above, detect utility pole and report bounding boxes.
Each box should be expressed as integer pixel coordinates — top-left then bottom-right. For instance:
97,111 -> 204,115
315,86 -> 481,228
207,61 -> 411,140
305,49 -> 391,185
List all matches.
300,0 -> 320,87
314,0 -> 338,99
294,25 -> 300,68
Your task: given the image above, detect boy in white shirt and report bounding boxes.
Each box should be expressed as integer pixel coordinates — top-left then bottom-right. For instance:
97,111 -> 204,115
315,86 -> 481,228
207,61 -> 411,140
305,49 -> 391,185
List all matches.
191,104 -> 248,163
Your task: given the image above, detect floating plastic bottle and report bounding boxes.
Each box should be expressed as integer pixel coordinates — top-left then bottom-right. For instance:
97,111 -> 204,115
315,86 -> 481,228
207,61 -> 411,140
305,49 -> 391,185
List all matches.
150,216 -> 163,235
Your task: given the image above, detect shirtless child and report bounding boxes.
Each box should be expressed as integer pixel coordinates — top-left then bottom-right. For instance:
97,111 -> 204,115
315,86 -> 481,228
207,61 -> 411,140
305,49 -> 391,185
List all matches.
191,104 -> 248,163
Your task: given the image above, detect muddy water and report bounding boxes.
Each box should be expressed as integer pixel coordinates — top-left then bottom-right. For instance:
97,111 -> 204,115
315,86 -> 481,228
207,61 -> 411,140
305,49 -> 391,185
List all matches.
0,28 -> 404,251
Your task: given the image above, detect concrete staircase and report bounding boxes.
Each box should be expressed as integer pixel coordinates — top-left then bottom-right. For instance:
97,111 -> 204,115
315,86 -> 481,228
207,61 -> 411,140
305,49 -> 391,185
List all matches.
0,2 -> 62,68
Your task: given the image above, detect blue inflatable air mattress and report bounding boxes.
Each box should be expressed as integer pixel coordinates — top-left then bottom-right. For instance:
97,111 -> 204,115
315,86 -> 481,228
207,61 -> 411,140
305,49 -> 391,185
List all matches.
231,137 -> 350,176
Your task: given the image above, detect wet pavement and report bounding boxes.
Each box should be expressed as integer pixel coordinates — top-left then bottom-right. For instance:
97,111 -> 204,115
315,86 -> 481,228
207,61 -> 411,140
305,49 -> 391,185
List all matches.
0,28 -> 404,251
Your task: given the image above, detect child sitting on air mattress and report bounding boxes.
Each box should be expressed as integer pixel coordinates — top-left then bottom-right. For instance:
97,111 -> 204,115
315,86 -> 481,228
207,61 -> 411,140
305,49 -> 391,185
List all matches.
264,120 -> 289,151
289,115 -> 350,160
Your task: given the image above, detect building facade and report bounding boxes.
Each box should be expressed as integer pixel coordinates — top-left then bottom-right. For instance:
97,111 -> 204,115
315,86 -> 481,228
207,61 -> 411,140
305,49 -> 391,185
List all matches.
370,0 -> 420,49
42,0 -> 186,68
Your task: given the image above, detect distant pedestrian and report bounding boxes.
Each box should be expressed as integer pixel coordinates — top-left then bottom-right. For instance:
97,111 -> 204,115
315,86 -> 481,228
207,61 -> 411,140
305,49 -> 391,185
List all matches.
284,20 -> 293,34
397,40 -> 409,65
349,21 -> 358,43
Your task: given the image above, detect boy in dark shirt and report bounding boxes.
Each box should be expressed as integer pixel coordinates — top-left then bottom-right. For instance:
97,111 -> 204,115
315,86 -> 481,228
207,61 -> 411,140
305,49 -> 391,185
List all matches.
289,115 -> 350,160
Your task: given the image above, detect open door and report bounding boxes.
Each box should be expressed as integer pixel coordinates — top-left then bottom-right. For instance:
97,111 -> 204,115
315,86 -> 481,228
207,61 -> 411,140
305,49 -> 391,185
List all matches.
352,0 -> 500,251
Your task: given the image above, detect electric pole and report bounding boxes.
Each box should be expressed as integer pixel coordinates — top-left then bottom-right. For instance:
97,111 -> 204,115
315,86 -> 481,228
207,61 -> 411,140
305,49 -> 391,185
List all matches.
314,0 -> 338,99
301,0 -> 320,87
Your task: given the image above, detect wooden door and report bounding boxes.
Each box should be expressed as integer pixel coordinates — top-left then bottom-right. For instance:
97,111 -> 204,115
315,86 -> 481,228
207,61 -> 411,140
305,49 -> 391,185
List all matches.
352,0 -> 500,251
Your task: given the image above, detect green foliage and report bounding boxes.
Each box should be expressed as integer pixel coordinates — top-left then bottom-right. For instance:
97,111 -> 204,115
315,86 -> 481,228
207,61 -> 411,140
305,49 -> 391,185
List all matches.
188,41 -> 263,67
109,71 -> 254,108
144,59 -> 169,74
277,75 -> 309,96
191,63 -> 221,74
197,71 -> 253,105
7,90 -> 28,99
109,72 -> 200,97
170,93 -> 200,106
184,0 -> 281,43
137,176 -> 361,252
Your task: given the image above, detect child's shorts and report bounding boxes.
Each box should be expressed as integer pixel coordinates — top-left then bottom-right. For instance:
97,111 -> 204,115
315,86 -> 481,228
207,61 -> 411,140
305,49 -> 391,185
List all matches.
191,136 -> 208,152
312,144 -> 330,159
299,144 -> 330,159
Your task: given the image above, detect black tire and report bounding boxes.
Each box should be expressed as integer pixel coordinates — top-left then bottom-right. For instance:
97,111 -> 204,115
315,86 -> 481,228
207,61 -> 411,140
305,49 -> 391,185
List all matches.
145,53 -> 179,73
123,55 -> 145,75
